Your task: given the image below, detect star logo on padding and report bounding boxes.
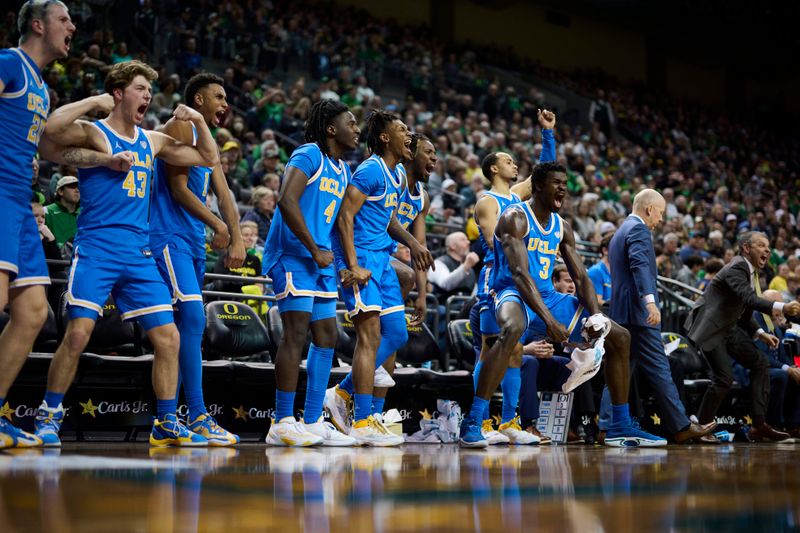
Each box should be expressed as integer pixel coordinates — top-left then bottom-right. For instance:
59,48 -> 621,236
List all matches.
80,399 -> 98,418
419,409 -> 432,420
0,402 -> 13,421
233,405 -> 248,421
650,413 -> 661,426
744,415 -> 753,426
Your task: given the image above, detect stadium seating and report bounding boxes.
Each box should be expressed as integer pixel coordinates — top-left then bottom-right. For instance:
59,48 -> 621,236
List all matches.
203,301 -> 271,362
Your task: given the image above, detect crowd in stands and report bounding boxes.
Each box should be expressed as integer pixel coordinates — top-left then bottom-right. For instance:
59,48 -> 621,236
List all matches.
3,0 -> 800,309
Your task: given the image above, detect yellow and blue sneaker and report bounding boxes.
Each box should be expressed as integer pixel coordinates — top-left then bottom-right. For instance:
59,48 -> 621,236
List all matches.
188,413 -> 240,447
0,417 -> 42,449
34,402 -> 65,447
150,413 -> 208,447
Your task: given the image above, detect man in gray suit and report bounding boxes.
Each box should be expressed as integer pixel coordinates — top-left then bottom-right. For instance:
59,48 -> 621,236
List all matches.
686,231 -> 800,441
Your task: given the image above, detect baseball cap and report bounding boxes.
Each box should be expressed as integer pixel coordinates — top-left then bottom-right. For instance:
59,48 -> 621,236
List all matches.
222,141 -> 240,152
599,221 -> 616,234
725,214 -> 737,222
56,176 -> 78,189
442,178 -> 456,189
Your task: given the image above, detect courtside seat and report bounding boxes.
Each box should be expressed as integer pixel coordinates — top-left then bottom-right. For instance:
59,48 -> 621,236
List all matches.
59,294 -> 143,356
204,301 -> 271,362
662,332 -> 713,393
397,319 -> 443,369
75,353 -> 154,388
0,303 -> 59,353
447,319 -> 475,371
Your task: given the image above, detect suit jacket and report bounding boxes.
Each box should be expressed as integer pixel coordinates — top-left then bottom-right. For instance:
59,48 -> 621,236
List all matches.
609,215 -> 659,328
752,314 -> 791,369
685,255 -> 774,351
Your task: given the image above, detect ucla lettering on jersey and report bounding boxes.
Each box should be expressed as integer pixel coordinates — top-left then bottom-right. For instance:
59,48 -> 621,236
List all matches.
347,155 -> 404,252
396,177 -> 424,230
262,143 -> 350,274
75,120 -> 154,255
150,123 -> 212,257
0,48 -> 50,202
491,202 -> 563,300
476,191 -> 521,266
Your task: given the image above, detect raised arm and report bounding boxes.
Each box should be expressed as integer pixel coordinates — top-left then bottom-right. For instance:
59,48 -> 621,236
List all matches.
498,209 -> 567,342
39,135 -> 133,172
150,105 -> 219,168
336,184 -> 370,286
44,94 -> 114,145
559,218 -> 601,316
512,109 -> 557,200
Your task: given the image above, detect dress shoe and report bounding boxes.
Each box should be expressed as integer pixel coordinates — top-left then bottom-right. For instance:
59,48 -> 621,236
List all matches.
525,426 -> 552,445
747,423 -> 791,442
597,431 -> 605,445
566,429 -> 584,444
674,421 -> 717,444
785,427 -> 800,439
697,433 -> 721,444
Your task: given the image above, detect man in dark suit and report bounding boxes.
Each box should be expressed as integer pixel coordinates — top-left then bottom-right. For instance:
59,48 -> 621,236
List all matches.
686,231 -> 800,441
599,189 -> 716,443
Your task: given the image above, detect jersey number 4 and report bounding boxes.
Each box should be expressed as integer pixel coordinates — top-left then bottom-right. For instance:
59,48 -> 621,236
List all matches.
123,170 -> 147,198
323,200 -> 336,224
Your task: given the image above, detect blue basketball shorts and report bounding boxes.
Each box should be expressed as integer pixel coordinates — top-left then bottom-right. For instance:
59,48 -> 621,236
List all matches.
476,262 -> 500,337
269,254 -> 337,322
152,237 -> 205,304
336,247 -> 404,318
0,194 -> 50,289
66,245 -> 174,330
494,288 -> 589,344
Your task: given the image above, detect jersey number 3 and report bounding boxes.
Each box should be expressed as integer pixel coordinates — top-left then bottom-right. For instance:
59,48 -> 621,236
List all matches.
123,170 -> 147,198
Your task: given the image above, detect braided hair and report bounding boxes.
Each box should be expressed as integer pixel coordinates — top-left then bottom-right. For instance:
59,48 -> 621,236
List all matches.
364,109 -> 398,155
409,132 -> 431,157
304,99 -> 350,157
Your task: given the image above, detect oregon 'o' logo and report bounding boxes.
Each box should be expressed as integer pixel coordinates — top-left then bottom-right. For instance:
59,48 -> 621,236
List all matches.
223,303 -> 239,315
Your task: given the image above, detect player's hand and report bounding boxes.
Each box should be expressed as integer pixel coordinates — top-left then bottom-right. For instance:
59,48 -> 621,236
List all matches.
788,367 -> 800,385
340,266 -> 371,288
173,104 -> 203,123
312,249 -> 333,269
210,222 -> 231,251
783,300 -> 800,318
225,238 -> 247,270
537,108 -> 556,129
645,302 -> 661,326
92,93 -> 115,114
109,150 -> 134,173
463,252 -> 480,270
409,296 -> 427,327
410,242 -> 435,271
758,332 -> 780,349
546,320 -> 569,344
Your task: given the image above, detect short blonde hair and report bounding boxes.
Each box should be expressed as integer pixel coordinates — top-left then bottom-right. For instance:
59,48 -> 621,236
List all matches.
104,60 -> 158,95
240,220 -> 258,232
249,186 -> 275,206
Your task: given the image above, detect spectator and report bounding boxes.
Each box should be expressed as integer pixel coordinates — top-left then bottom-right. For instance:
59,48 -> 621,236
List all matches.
45,176 -> 81,249
679,230 -> 711,263
212,221 -> 263,295
551,264 -> 576,295
588,233 -> 613,307
428,231 -> 478,302
697,258 -> 724,292
769,264 -> 791,294
241,186 -> 275,244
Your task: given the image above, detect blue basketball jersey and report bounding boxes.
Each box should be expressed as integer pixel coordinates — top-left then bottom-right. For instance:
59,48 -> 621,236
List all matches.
396,178 -> 424,230
476,191 -> 521,265
492,202 -> 563,301
75,120 -> 155,255
0,48 -> 49,202
150,123 -> 211,257
348,155 -> 404,251
262,143 -> 350,274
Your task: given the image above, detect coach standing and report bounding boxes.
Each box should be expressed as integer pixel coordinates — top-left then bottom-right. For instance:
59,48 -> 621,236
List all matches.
686,231 -> 800,441
600,189 -> 716,443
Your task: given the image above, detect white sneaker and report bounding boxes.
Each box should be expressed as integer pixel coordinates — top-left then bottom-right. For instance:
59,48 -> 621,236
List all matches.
481,419 -> 510,445
265,417 -> 323,447
323,386 -> 352,433
498,417 -> 540,445
373,366 -> 396,387
349,416 -> 405,447
303,416 -> 357,447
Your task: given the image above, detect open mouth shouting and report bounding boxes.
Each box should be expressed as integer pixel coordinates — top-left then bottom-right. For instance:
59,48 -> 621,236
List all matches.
64,35 -> 72,54
135,103 -> 149,122
553,192 -> 565,211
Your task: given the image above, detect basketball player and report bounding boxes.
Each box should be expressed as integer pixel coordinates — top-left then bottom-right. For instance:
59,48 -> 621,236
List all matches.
0,0 -> 132,449
33,61 -> 220,447
331,110 -> 433,446
472,109 -> 556,445
325,132 -> 434,428
262,99 -> 360,447
148,72 -> 244,446
459,162 -> 665,448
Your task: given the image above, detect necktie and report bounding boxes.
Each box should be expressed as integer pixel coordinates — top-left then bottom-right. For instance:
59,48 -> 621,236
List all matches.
753,271 -> 775,333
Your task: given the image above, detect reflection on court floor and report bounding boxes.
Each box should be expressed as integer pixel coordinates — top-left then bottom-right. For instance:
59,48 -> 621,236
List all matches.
1,444 -> 799,532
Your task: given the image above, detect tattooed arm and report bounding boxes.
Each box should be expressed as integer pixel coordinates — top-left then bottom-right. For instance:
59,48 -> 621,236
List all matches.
39,136 -> 134,172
